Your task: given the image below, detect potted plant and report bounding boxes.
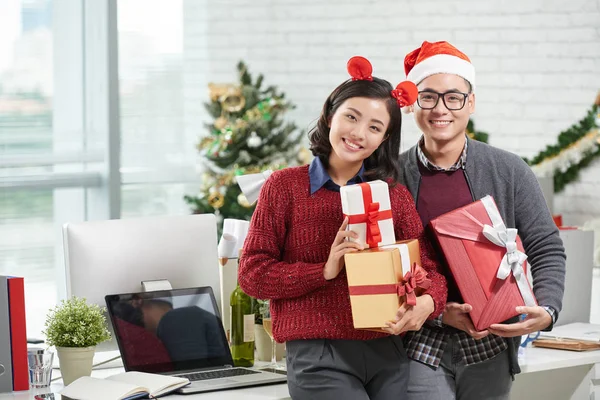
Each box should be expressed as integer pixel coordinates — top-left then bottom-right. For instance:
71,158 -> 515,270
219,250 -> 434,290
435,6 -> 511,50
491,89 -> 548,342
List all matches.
43,297 -> 111,385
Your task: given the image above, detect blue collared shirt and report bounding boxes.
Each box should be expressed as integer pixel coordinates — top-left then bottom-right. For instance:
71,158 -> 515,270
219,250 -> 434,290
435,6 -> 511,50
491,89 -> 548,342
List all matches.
308,157 -> 365,194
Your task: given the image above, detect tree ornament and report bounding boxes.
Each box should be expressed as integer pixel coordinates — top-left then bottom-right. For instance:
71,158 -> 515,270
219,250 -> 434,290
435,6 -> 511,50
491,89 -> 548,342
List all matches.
247,131 -> 262,148
208,83 -> 235,101
220,86 -> 246,113
235,118 -> 248,130
237,193 -> 252,208
245,107 -> 261,121
238,150 -> 252,164
223,129 -> 234,143
214,116 -> 228,130
208,139 -> 223,156
208,191 -> 225,209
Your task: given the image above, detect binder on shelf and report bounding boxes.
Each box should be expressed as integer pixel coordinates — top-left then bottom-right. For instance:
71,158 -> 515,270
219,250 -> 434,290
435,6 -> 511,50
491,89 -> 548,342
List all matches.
0,276 -> 29,393
0,276 -> 14,393
8,277 -> 28,391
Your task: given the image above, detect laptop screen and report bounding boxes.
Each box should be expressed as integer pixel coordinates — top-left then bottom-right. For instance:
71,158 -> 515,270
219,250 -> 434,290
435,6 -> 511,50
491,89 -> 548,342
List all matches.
105,287 -> 233,373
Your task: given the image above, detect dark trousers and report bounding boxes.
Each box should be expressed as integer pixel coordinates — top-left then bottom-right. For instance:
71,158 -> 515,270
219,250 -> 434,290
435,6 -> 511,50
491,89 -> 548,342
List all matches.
285,336 -> 409,400
406,335 -> 512,400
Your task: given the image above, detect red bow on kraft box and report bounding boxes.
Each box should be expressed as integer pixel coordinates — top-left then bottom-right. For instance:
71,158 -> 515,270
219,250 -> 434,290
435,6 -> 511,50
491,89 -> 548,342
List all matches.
397,264 -> 432,306
345,239 -> 429,331
348,263 -> 431,306
430,195 -> 537,331
340,180 -> 396,248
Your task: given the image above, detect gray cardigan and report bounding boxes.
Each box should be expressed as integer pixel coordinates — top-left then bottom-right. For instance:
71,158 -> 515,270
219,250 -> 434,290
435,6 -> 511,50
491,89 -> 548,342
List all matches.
399,137 -> 566,374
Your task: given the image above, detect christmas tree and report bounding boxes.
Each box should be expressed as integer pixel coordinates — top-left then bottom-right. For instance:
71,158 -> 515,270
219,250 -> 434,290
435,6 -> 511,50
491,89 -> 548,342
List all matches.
184,61 -> 308,223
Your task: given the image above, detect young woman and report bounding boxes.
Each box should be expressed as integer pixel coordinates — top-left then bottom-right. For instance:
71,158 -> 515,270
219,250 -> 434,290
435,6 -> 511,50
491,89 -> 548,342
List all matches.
238,57 -> 448,400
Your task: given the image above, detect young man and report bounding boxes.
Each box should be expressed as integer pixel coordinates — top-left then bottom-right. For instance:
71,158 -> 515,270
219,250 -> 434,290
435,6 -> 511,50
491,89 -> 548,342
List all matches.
397,41 -> 566,400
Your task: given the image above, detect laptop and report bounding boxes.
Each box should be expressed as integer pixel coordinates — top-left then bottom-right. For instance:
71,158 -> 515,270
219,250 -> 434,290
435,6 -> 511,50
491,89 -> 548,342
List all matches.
105,286 -> 286,394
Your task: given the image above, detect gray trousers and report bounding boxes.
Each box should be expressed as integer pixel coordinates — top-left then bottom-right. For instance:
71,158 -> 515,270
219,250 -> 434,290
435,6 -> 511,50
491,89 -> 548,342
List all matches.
286,336 -> 409,400
406,336 -> 512,400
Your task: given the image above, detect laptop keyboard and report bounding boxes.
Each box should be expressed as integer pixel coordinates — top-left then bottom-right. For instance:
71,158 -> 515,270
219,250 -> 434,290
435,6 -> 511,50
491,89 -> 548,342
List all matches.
179,368 -> 261,381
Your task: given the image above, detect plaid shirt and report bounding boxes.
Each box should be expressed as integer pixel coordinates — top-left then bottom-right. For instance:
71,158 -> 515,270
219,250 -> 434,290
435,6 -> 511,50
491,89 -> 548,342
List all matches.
405,136 -> 508,367
416,135 -> 468,172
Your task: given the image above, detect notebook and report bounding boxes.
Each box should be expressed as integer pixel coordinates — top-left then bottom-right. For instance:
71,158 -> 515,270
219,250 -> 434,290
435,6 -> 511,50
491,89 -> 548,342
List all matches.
105,286 -> 286,394
538,323 -> 600,343
60,371 -> 189,400
533,338 -> 600,352
535,322 -> 600,351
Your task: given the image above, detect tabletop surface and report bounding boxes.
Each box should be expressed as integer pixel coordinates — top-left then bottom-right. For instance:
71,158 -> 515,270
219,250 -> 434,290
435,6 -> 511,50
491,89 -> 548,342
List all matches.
4,347 -> 600,399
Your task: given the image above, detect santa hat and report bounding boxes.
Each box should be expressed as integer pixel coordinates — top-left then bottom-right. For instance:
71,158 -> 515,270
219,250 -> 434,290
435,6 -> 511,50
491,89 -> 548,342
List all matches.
404,41 -> 475,91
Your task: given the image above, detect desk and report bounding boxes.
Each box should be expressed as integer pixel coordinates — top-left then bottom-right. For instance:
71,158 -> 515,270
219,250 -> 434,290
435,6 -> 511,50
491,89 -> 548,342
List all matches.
512,347 -> 600,400
2,348 -> 599,400
0,364 -> 292,400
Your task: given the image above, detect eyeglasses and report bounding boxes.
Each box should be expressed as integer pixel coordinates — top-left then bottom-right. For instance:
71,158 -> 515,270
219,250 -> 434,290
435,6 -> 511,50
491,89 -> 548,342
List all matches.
417,90 -> 469,111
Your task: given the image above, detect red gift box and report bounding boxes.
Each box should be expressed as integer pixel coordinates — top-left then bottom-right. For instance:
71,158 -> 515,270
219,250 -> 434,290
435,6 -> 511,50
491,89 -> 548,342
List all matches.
430,196 -> 537,330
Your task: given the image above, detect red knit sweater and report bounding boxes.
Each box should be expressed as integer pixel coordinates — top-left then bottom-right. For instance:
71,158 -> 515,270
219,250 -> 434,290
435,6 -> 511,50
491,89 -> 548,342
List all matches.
238,165 -> 447,343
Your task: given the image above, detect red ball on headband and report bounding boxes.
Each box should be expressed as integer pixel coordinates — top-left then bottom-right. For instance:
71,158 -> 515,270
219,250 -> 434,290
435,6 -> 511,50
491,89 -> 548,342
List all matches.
347,56 -> 373,81
391,81 -> 418,107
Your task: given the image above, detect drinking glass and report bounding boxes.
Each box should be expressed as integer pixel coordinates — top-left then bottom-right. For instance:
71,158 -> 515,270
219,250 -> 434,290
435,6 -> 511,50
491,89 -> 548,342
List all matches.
261,300 -> 278,368
27,348 -> 54,388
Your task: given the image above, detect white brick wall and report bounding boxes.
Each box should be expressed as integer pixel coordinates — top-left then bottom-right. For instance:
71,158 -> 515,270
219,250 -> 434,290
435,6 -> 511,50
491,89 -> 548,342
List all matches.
183,0 -> 600,226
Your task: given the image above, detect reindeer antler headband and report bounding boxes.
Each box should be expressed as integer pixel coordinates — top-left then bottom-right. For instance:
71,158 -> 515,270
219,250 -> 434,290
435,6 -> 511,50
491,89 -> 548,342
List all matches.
347,56 -> 417,108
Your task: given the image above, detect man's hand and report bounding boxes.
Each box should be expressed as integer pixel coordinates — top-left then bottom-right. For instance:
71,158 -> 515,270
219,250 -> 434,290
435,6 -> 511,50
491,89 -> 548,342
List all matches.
488,306 -> 551,337
323,217 -> 363,280
442,302 -> 489,340
383,295 -> 434,335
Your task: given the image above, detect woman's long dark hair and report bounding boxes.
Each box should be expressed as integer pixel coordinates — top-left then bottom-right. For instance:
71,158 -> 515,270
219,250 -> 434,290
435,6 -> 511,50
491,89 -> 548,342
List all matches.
308,77 -> 402,183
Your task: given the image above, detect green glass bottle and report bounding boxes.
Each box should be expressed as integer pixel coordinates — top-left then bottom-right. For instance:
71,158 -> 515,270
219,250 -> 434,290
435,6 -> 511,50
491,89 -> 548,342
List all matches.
230,283 -> 255,367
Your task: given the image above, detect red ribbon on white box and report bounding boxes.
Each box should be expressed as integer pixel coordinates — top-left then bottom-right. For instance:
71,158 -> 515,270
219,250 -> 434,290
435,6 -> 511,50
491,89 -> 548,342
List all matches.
344,183 -> 392,248
341,180 -> 395,248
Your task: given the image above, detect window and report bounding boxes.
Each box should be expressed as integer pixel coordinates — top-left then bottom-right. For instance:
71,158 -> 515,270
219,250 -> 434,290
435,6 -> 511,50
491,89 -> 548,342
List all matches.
0,0 -> 58,338
1,0 -> 204,339
117,0 -> 199,218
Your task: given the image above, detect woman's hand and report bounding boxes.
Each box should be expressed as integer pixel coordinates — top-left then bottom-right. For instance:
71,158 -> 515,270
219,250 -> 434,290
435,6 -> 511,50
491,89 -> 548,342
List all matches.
383,295 -> 435,335
323,217 -> 363,280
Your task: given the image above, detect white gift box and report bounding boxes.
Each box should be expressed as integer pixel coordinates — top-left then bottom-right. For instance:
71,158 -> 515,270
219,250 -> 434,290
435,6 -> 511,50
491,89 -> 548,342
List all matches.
340,180 -> 396,248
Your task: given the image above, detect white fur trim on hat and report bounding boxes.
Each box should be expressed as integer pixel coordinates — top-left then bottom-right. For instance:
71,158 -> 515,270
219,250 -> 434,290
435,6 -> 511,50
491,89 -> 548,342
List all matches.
407,54 -> 475,90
